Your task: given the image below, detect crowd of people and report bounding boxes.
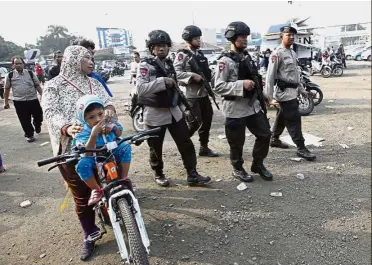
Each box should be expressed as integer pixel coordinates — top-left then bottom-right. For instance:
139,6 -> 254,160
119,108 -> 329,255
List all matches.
1,21 -> 318,261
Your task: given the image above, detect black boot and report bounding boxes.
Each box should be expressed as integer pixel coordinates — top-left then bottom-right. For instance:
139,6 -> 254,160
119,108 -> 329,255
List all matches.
297,146 -> 316,161
187,170 -> 212,186
154,171 -> 170,187
270,138 -> 289,149
80,240 -> 95,261
232,167 -> 254,182
251,160 -> 273,181
199,146 -> 219,157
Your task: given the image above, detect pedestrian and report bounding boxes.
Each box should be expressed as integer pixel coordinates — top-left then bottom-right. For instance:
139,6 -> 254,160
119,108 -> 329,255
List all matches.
174,25 -> 218,157
338,44 -> 346,68
261,48 -> 271,69
137,29 -> 211,187
265,25 -> 316,161
213,21 -> 273,182
48,50 -> 63,80
3,57 -> 43,143
0,154 -> 5,173
42,45 -> 117,260
129,52 -> 141,115
72,38 -> 113,97
130,52 -> 140,86
34,62 -> 45,85
170,52 -> 176,62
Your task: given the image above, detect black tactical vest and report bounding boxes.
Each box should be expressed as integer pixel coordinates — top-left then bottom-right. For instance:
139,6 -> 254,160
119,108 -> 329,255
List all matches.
179,49 -> 212,82
221,51 -> 256,99
138,58 -> 180,108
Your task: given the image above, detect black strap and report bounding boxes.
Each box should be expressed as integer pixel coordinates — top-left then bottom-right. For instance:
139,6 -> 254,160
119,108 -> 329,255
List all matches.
8,70 -> 37,88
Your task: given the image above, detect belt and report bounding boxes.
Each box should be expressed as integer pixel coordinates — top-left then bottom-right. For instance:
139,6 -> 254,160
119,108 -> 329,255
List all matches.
276,79 -> 298,90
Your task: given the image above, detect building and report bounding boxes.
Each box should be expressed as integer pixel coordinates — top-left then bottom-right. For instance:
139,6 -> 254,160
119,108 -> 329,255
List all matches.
216,29 -> 228,47
300,22 -> 371,48
201,28 -> 218,45
96,27 -> 133,49
203,28 -> 262,48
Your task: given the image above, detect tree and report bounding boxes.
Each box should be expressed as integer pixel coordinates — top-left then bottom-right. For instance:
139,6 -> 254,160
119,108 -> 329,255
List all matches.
0,36 -> 25,62
36,25 -> 79,55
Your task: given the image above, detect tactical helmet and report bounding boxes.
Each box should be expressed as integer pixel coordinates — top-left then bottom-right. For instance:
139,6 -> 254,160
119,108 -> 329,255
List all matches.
146,30 -> 172,48
182,25 -> 202,42
224,21 -> 250,41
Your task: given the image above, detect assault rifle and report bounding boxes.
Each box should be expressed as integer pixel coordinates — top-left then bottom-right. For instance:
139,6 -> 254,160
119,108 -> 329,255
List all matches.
186,55 -> 220,110
153,57 -> 200,127
243,54 -> 268,114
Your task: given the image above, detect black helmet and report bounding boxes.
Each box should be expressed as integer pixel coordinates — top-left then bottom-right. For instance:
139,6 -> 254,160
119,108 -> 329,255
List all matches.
146,30 -> 172,48
224,21 -> 250,41
182,25 -> 202,42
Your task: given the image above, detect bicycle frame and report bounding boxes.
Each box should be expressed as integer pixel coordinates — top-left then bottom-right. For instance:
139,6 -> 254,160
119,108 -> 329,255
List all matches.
93,135 -> 150,262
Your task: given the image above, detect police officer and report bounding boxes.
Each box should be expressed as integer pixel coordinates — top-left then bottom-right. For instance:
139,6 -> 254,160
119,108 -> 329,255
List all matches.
214,22 -> 273,182
173,25 -> 218,157
136,30 -> 212,187
265,26 -> 316,161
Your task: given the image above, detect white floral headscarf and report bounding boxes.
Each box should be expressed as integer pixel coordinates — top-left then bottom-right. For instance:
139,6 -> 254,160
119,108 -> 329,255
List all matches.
42,46 -> 113,156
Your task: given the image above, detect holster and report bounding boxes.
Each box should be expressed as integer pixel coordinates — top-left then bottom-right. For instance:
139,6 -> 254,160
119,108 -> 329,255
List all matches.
276,79 -> 298,91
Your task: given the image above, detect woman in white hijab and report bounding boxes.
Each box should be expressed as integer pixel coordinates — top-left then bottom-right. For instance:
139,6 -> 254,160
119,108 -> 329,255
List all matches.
42,45 -> 117,260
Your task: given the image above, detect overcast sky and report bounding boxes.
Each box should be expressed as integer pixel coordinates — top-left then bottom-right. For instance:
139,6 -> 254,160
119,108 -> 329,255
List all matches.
1,1 -> 370,49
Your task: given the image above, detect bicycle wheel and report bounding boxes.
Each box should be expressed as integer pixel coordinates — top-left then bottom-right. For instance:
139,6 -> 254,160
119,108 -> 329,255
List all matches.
117,198 -> 149,265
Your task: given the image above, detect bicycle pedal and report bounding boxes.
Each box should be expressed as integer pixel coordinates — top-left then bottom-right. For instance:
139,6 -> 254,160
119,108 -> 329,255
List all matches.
86,230 -> 103,242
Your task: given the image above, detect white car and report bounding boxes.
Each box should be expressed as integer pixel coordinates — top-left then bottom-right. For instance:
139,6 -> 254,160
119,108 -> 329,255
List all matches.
361,47 -> 371,61
346,46 -> 364,60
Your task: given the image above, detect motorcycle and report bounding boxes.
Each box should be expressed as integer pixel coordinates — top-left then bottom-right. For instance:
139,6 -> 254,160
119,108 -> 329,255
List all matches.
112,66 -> 125,77
98,67 -> 111,83
309,60 -> 332,78
270,93 -> 314,116
300,69 -> 323,106
37,128 -> 162,265
329,55 -> 344,77
262,66 -> 316,116
126,92 -> 145,132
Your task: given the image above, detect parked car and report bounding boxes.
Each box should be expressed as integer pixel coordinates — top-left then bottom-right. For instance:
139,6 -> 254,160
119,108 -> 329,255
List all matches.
361,47 -> 371,61
0,67 -> 8,99
354,46 -> 371,61
345,45 -> 364,60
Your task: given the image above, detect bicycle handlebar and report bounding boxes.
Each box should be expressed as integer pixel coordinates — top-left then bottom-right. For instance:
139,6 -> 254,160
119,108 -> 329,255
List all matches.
37,127 -> 162,167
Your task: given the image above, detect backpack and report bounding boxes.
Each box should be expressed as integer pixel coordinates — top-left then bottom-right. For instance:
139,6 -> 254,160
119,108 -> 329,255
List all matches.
8,70 -> 37,88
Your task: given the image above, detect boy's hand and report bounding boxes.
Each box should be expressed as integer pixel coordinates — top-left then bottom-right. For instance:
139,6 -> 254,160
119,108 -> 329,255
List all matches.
91,119 -> 105,136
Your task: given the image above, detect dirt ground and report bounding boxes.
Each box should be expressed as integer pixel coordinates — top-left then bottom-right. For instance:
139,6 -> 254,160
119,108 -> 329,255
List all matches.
0,61 -> 370,265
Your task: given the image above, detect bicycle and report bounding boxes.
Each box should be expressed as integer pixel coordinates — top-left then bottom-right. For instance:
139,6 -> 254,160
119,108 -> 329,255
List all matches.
37,127 -> 161,264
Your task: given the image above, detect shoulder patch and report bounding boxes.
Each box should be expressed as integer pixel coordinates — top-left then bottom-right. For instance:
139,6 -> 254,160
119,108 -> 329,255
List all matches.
178,53 -> 184,61
218,62 -> 226,72
140,67 -> 148,77
271,55 -> 277,63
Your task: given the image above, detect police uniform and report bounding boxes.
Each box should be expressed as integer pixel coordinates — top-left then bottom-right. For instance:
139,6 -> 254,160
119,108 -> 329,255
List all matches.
173,25 -> 217,157
137,29 -> 211,187
265,26 -> 316,161
213,21 -> 273,182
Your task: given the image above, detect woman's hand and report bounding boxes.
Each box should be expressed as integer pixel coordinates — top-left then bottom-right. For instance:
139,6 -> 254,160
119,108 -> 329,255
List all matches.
66,125 -> 82,136
104,107 -> 117,122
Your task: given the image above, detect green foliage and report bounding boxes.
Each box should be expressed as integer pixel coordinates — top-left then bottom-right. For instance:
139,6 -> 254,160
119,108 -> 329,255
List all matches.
36,25 -> 80,55
0,36 -> 25,62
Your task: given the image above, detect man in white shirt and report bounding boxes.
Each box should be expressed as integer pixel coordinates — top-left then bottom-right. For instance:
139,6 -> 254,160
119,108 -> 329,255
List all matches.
130,52 -> 140,87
